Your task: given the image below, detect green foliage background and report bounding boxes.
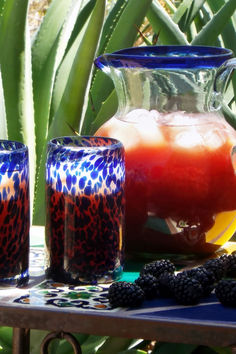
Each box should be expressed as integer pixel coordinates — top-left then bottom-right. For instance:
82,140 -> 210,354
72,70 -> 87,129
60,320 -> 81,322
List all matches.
1,0 -> 236,225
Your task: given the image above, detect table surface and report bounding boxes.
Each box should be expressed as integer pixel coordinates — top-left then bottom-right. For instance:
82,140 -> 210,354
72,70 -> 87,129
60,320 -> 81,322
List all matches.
1,228 -> 236,348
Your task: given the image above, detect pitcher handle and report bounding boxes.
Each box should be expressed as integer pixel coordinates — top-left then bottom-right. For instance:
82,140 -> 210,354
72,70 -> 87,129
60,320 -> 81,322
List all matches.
212,58 -> 236,111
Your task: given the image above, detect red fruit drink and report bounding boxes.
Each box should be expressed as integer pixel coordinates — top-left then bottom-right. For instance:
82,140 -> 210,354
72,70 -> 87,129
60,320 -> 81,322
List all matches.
96,110 -> 236,256
45,185 -> 124,283
0,178 -> 29,282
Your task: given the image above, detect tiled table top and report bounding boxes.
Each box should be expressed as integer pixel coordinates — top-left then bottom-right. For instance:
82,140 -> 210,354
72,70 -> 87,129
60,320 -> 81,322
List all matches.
1,228 -> 236,348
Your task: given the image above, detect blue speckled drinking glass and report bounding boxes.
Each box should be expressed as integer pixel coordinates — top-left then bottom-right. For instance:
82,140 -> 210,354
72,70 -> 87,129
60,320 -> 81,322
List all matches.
45,136 -> 125,284
0,140 -> 29,286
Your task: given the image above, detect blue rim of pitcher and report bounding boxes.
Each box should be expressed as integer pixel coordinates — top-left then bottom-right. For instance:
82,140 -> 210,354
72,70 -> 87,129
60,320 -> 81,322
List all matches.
94,45 -> 234,69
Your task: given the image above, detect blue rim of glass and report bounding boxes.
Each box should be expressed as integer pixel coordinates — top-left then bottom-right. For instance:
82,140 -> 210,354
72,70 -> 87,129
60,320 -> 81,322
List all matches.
94,45 -> 234,69
47,136 -> 124,164
48,136 -> 123,154
0,140 -> 28,154
49,136 -> 122,150
0,140 -> 28,171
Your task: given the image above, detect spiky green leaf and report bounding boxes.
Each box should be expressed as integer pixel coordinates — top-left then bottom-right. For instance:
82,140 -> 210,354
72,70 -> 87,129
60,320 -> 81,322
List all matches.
81,0 -> 152,134
48,0 -> 105,138
178,0 -> 206,32
33,0 -> 105,224
147,1 -> 188,45
0,0 -> 36,211
31,0 -> 84,169
172,0 -> 193,23
89,90 -> 117,135
222,102 -> 236,130
21,20 -> 36,212
65,0 -> 96,56
207,0 -> 236,103
49,0 -> 96,123
192,0 -> 236,45
0,70 -> 7,139
162,0 -> 176,14
172,0 -> 193,24
0,0 -> 32,143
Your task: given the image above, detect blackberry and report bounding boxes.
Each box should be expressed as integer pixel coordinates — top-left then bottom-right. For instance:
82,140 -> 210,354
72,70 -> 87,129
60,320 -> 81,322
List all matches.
141,259 -> 175,278
181,266 -> 216,296
224,253 -> 236,277
215,279 -> 236,307
203,257 -> 227,280
135,273 -> 160,299
172,274 -> 203,305
107,281 -> 145,308
218,254 -> 231,268
157,271 -> 176,297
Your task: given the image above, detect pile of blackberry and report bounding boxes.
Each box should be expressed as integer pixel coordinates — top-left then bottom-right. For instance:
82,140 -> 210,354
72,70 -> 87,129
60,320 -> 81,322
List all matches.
107,253 -> 236,308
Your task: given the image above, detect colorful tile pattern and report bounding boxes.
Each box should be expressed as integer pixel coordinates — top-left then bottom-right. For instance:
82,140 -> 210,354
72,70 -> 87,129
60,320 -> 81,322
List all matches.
11,248 -> 115,311
14,280 -> 112,311
1,246 -> 236,327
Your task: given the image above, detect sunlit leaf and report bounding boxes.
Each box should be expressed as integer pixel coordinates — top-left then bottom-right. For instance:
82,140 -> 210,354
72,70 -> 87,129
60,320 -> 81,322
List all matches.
147,1 -> 188,45
0,70 -> 7,139
0,0 -> 32,143
172,0 -> 193,24
48,0 -> 105,138
0,0 -> 36,212
31,0 -> 83,171
49,0 -> 96,122
207,0 -> 236,103
222,102 -> 236,130
33,0 -> 105,224
89,90 -> 117,135
81,0 -> 152,134
178,0 -> 206,32
191,0 -> 236,45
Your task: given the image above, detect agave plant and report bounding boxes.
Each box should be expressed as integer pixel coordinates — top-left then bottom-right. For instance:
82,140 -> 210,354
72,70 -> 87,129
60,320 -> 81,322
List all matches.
32,0 -> 153,225
0,0 -> 152,226
146,0 -> 236,126
0,0 -> 235,225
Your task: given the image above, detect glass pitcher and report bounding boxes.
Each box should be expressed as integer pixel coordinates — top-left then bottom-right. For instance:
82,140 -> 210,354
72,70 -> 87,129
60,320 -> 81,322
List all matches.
94,45 -> 236,260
